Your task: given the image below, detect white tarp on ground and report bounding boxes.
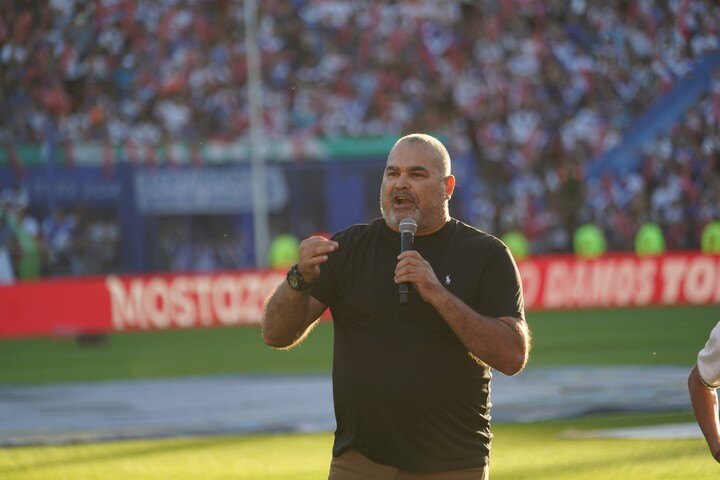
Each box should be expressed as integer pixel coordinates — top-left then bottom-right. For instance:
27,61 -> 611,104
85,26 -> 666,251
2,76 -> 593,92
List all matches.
563,423 -> 701,439
0,366 -> 696,446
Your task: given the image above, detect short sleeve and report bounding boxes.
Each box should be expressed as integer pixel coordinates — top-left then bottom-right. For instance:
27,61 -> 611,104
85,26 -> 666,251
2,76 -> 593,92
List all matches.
698,321 -> 720,388
476,241 -> 525,320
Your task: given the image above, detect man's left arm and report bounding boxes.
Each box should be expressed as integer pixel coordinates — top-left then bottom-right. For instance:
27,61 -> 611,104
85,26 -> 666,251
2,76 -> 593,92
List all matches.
395,250 -> 530,376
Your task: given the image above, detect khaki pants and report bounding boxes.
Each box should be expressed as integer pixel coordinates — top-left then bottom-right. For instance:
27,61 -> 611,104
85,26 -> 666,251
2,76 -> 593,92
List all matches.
328,449 -> 488,480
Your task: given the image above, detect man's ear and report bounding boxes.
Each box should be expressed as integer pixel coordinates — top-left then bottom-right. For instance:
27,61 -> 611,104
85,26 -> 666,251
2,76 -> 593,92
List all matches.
444,175 -> 456,199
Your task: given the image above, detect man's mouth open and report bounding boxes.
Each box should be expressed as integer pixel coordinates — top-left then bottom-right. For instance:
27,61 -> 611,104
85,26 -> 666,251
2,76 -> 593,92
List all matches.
393,194 -> 415,208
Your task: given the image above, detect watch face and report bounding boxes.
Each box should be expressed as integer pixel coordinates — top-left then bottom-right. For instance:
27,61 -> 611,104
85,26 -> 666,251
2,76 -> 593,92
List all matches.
288,267 -> 304,290
288,271 -> 301,289
288,265 -> 314,291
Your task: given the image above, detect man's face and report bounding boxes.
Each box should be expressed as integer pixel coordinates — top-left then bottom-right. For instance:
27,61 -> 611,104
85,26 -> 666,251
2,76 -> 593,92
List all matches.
380,141 -> 454,235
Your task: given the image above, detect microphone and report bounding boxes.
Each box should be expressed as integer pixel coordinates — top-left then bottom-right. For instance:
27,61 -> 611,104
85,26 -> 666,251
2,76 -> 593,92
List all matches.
399,217 -> 417,304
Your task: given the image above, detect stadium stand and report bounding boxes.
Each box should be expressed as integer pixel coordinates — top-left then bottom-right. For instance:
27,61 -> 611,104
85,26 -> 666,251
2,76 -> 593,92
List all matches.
0,0 -> 718,276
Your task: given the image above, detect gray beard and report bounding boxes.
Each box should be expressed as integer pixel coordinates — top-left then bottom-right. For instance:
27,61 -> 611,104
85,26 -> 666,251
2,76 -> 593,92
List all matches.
381,204 -> 420,231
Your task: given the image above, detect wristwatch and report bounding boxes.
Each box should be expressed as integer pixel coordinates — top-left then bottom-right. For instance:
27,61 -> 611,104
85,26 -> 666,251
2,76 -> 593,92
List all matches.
286,264 -> 315,292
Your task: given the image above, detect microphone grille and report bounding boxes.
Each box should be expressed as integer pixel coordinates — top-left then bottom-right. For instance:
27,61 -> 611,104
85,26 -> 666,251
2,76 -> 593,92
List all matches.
399,217 -> 418,234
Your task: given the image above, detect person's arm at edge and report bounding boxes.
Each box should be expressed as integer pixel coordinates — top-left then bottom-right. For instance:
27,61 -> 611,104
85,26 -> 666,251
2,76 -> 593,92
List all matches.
261,236 -> 337,349
688,364 -> 720,462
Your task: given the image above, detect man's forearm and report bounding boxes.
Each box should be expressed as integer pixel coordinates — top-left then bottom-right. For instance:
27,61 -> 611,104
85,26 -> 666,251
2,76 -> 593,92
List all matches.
262,283 -> 317,349
428,289 -> 529,376
689,365 -> 720,460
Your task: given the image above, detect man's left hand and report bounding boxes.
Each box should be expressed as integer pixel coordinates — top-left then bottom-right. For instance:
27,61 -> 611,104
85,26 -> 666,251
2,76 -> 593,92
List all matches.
394,250 -> 444,304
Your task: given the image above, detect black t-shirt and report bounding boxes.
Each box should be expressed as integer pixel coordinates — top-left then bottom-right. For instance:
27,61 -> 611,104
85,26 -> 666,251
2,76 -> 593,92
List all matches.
311,218 -> 525,472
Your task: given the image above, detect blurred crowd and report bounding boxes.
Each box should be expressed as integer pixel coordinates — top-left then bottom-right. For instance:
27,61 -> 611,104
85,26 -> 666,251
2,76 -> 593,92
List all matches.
0,185 -> 259,283
154,216 -> 253,272
1,0 -> 719,276
0,185 -> 120,283
470,70 -> 720,254
590,86 -> 720,252
3,1 -> 718,145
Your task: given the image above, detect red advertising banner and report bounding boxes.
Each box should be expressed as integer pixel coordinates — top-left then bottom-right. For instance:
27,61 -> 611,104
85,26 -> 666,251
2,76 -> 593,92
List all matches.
518,252 -> 720,310
0,271 -> 286,339
1,252 -> 719,338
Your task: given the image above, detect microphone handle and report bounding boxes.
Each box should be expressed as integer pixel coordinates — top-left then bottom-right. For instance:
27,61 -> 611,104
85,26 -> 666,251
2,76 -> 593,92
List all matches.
399,284 -> 410,304
399,231 -> 414,304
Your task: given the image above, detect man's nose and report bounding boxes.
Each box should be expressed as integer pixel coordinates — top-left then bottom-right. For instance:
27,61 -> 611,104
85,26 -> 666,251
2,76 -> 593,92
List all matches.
395,173 -> 410,188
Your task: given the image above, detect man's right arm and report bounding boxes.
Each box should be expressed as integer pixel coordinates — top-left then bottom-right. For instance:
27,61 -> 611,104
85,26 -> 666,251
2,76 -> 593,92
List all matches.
262,282 -> 327,348
261,236 -> 338,349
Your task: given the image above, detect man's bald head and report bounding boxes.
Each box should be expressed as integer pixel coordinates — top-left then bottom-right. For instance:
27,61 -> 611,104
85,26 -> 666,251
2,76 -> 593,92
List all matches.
389,133 -> 451,179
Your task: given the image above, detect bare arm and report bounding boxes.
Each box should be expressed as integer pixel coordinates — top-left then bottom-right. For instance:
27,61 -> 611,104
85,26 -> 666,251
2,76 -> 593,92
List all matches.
262,282 -> 327,348
261,236 -> 337,349
427,291 -> 528,375
688,364 -> 720,462
395,250 -> 530,375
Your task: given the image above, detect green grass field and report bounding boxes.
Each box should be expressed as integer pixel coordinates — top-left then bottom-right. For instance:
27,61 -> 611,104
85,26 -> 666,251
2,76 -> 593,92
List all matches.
1,305 -> 718,384
0,412 -> 715,480
1,304 -> 720,479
